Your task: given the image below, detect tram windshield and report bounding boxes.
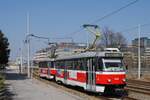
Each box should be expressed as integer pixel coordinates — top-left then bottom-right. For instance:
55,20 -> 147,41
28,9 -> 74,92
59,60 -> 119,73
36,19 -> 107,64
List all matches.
103,59 -> 125,71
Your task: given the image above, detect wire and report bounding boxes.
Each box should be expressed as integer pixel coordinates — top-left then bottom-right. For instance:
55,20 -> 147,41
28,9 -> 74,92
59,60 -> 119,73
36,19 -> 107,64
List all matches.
69,27 -> 84,35
120,23 -> 150,33
91,0 -> 139,24
68,0 -> 139,36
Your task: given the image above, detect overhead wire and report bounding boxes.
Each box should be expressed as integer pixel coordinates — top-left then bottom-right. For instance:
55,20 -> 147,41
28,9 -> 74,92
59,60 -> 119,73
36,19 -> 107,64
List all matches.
91,0 -> 139,24
68,0 -> 139,36
120,23 -> 150,33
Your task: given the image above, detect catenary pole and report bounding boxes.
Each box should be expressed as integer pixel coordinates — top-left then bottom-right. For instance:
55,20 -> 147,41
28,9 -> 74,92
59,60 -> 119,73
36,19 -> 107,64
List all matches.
27,13 -> 30,78
138,24 -> 141,79
20,43 -> 23,74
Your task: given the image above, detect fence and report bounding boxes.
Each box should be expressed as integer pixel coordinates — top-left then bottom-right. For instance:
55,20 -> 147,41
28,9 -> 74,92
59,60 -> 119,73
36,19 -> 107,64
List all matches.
123,52 -> 150,79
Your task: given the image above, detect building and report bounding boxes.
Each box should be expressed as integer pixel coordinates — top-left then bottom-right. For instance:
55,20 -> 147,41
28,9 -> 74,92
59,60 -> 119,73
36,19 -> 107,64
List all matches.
132,37 -> 150,48
33,42 -> 87,62
132,37 -> 150,55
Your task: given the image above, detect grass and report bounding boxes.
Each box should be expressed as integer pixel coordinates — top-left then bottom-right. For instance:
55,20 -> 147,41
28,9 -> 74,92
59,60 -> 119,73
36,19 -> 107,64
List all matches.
0,75 -> 5,89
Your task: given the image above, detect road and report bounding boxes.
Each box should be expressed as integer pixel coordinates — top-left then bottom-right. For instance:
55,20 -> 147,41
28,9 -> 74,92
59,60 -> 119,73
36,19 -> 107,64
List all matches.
5,67 -> 83,100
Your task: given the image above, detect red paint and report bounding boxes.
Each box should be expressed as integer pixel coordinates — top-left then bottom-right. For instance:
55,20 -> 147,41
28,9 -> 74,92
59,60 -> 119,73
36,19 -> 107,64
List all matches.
56,70 -> 65,78
96,74 -> 126,85
67,72 -> 86,83
77,72 -> 86,83
50,69 -> 57,75
39,68 -> 48,77
39,68 -> 48,74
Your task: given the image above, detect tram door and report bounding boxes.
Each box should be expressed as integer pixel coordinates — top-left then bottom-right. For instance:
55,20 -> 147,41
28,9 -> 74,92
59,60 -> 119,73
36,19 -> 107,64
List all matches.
86,58 -> 96,91
47,62 -> 50,78
64,61 -> 67,84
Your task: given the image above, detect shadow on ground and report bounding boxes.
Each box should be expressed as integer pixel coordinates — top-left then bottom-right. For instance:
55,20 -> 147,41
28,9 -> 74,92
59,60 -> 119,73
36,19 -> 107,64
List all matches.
5,70 -> 27,80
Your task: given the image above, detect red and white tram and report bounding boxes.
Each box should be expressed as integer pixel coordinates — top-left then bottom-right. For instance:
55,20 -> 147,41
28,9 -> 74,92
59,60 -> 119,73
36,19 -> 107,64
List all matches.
39,59 -> 56,79
55,50 -> 126,93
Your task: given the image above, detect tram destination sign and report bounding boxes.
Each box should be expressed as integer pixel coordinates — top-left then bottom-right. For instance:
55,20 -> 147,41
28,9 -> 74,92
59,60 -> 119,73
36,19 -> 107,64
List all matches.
105,53 -> 123,57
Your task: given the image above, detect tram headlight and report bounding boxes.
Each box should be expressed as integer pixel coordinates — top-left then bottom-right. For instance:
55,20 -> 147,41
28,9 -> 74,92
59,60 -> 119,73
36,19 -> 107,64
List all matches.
122,78 -> 126,82
107,79 -> 112,83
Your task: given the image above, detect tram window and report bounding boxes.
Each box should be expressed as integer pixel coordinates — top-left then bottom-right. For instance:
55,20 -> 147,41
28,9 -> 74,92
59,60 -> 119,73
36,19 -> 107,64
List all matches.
60,61 -> 65,69
96,58 -> 103,71
66,60 -> 73,70
55,61 -> 60,69
39,62 -> 42,68
74,59 -> 79,70
84,58 -> 88,70
51,62 -> 54,68
42,62 -> 48,68
48,62 -> 51,67
92,58 -> 97,71
73,59 -> 86,70
80,59 -> 87,70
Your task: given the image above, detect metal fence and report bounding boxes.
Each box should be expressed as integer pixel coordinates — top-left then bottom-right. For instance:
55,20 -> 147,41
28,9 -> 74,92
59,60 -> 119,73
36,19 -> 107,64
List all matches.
123,52 -> 150,79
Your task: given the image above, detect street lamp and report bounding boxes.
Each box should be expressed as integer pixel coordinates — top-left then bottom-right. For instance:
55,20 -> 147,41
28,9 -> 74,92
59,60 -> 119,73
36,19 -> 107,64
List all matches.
25,33 -> 50,78
138,24 -> 141,79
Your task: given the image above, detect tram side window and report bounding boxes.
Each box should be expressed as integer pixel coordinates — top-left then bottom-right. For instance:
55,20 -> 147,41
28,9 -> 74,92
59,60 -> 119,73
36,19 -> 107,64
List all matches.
51,62 -> 54,68
48,62 -> 51,67
92,58 -> 97,71
39,62 -> 42,68
60,61 -> 65,69
66,60 -> 73,70
73,59 -> 86,71
96,58 -> 103,71
74,59 -> 79,70
55,61 -> 60,69
48,62 -> 54,68
39,62 -> 47,68
81,59 -> 87,70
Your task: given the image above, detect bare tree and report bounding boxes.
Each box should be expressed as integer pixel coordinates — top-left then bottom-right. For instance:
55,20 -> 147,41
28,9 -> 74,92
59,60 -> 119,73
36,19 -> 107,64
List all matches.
100,27 -> 127,48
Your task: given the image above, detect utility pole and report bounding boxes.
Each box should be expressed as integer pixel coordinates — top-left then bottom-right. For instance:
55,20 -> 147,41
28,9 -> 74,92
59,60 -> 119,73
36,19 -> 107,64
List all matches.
27,13 -> 30,78
138,24 -> 141,79
20,43 -> 23,74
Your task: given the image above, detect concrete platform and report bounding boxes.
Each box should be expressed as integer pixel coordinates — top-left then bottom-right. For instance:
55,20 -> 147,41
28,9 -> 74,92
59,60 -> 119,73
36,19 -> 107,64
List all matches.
5,67 -> 83,100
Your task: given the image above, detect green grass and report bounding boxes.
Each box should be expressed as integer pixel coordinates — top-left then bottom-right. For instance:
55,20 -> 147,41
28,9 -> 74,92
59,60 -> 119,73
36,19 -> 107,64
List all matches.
0,75 -> 5,89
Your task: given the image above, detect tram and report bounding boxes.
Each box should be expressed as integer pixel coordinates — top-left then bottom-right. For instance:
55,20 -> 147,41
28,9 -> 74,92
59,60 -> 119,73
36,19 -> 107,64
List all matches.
55,49 -> 126,93
39,59 -> 56,79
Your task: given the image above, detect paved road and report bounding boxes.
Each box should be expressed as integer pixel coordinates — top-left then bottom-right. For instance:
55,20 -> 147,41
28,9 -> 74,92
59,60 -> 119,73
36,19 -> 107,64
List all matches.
5,68 -> 83,100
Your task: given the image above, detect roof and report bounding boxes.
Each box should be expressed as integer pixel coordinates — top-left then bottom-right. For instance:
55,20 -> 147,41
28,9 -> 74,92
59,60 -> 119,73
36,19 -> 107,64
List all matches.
56,51 -> 123,60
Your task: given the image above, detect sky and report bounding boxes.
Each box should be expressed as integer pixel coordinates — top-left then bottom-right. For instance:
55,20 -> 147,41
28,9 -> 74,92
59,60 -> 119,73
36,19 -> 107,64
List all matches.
0,0 -> 150,60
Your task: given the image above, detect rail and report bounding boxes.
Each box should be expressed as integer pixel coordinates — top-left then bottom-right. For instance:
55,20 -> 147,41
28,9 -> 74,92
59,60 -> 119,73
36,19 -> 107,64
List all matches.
127,79 -> 150,94
0,88 -> 6,100
32,69 -> 133,100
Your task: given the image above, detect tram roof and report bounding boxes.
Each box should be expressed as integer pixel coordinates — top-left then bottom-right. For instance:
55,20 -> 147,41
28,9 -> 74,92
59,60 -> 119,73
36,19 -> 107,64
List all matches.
56,51 -> 123,60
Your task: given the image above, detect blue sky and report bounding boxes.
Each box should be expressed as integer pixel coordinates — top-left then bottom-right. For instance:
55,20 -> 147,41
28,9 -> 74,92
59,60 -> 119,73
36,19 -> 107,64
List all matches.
0,0 -> 150,60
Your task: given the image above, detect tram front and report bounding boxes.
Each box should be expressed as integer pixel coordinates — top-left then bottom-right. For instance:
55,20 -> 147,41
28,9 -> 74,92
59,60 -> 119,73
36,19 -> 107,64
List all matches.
95,52 -> 126,93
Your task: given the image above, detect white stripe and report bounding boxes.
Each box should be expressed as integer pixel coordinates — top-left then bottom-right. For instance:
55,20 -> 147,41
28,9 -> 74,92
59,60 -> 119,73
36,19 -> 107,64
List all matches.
96,71 -> 125,74
67,79 -> 86,89
56,77 -> 64,83
50,68 -> 56,70
40,74 -> 48,77
96,85 -> 105,92
67,70 -> 86,73
103,59 -> 121,63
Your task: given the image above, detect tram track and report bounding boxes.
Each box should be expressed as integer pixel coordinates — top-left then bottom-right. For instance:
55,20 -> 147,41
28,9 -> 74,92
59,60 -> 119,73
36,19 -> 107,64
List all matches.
124,79 -> 150,100
33,69 -> 150,100
32,72 -> 121,100
126,79 -> 150,95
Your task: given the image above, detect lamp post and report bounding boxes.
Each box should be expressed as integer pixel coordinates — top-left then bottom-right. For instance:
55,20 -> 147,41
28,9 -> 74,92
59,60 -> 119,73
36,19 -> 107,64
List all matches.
26,13 -> 31,78
138,24 -> 141,79
25,33 -> 50,78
